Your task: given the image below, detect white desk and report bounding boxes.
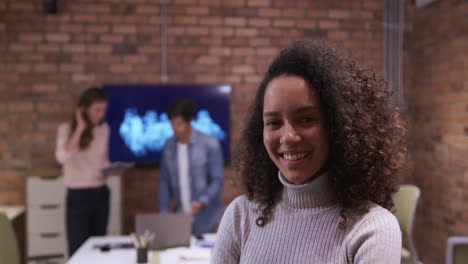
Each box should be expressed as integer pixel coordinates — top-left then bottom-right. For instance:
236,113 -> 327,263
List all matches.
67,234 -> 215,264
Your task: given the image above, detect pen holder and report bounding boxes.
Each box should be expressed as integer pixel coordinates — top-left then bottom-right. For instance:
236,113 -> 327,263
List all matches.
136,247 -> 148,263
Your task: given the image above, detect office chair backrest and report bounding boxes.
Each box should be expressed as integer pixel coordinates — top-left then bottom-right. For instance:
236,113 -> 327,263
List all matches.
0,213 -> 20,264
446,236 -> 468,264
393,184 -> 421,238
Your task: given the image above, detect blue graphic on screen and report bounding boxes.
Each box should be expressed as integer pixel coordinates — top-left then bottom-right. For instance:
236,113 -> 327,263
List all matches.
119,109 -> 226,156
102,84 -> 231,165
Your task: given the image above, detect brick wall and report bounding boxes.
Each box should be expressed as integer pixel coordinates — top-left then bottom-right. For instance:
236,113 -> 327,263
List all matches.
408,0 -> 468,263
0,0 -> 386,203
0,0 -> 391,236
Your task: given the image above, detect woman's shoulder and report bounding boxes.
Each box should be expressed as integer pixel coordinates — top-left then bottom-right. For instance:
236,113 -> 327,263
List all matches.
226,195 -> 253,210
347,202 -> 400,235
94,122 -> 110,133
223,195 -> 258,218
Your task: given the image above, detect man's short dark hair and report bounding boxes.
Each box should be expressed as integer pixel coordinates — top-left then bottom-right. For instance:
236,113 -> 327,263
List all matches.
166,98 -> 196,122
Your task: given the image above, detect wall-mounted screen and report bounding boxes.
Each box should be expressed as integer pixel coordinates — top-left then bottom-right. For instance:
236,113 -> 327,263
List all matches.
102,84 -> 231,166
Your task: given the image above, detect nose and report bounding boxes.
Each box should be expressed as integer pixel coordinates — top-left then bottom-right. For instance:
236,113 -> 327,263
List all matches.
280,123 -> 301,144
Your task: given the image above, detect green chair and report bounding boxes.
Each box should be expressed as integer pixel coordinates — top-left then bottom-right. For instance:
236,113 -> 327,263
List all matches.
446,236 -> 468,264
0,213 -> 20,264
393,184 -> 421,264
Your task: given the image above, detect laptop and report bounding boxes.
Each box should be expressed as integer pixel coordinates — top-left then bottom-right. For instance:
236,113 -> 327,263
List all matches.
135,213 -> 192,250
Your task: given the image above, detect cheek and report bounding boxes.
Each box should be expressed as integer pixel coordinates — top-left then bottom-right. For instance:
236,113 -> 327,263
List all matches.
263,131 -> 277,154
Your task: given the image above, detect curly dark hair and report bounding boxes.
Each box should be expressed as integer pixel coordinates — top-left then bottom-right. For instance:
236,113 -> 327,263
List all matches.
236,40 -> 407,228
70,87 -> 107,150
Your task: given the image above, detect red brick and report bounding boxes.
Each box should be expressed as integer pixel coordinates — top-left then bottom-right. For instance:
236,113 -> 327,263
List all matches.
175,0 -> 197,4
363,1 -> 382,10
111,65 -> 133,73
9,44 -> 33,52
174,16 -> 198,25
11,102 -> 34,112
71,4 -> 110,13
256,47 -> 278,56
210,27 -> 233,36
352,11 -> 375,20
19,34 -> 43,43
248,18 -> 270,27
235,28 -> 258,37
200,18 -> 223,26
10,2 -> 34,11
36,44 -> 60,53
136,5 -> 160,14
59,64 -> 84,73
209,47 -> 231,56
113,25 -> 137,34
319,20 -> 340,29
329,10 -> 351,19
185,6 -> 210,15
249,38 -> 271,46
328,31 -> 350,40
87,45 -> 112,54
185,27 -> 209,35
33,84 -> 58,93
100,34 -> 124,43
247,0 -> 270,7
273,19 -> 295,27
46,33 -> 70,43
197,56 -> 220,65
59,24 -> 84,33
99,15 -> 123,24
72,73 -> 95,82
233,48 -> 255,56
244,75 -> 262,84
14,64 -> 32,73
258,8 -> 280,17
282,8 -> 305,18
86,25 -> 110,33
33,64 -> 58,73
73,14 -> 98,23
198,0 -> 221,5
224,17 -> 247,27
232,65 -> 254,74
199,36 -> 222,45
225,1 -> 245,7
63,44 -> 86,53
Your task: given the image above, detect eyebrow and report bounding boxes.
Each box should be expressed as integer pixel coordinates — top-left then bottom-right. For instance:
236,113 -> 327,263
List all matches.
263,106 -> 320,117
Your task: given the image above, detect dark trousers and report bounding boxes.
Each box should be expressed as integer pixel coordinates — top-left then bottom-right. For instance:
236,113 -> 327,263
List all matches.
66,185 -> 110,257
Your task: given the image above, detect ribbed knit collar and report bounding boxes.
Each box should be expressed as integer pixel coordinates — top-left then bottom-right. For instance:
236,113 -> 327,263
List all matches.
279,171 -> 337,209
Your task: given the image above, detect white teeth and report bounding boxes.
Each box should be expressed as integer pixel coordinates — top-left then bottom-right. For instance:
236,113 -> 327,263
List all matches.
282,153 -> 307,161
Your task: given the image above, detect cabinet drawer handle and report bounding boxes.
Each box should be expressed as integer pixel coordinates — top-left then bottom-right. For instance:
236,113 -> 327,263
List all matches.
40,204 -> 60,210
40,233 -> 60,238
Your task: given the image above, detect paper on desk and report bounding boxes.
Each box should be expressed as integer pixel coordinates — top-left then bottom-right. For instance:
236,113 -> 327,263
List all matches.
164,247 -> 211,261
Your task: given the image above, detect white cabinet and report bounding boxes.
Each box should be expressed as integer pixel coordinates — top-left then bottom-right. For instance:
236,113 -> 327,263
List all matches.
26,176 -> 121,263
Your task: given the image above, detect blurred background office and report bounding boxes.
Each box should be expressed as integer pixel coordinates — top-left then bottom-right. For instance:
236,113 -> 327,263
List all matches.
0,0 -> 467,263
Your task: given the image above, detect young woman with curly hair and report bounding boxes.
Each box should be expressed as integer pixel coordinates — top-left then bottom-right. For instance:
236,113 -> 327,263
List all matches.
212,40 -> 406,264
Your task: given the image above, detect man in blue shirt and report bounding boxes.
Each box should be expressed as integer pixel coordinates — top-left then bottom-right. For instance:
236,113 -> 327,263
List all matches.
158,98 -> 224,235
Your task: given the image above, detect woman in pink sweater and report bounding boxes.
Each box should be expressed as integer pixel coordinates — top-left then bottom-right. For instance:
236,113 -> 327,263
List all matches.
55,87 -> 110,257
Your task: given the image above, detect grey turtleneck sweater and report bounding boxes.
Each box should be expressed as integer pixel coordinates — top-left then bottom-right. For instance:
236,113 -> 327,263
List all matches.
211,172 -> 401,264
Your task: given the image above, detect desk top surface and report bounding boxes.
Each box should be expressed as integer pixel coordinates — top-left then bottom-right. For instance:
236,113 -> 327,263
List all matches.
67,234 -> 216,264
0,206 -> 25,220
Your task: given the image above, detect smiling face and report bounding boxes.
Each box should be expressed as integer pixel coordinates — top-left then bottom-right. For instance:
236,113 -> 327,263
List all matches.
262,75 -> 329,185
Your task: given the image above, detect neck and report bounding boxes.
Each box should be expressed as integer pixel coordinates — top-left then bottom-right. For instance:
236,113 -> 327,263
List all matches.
178,128 -> 192,144
279,171 -> 337,209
